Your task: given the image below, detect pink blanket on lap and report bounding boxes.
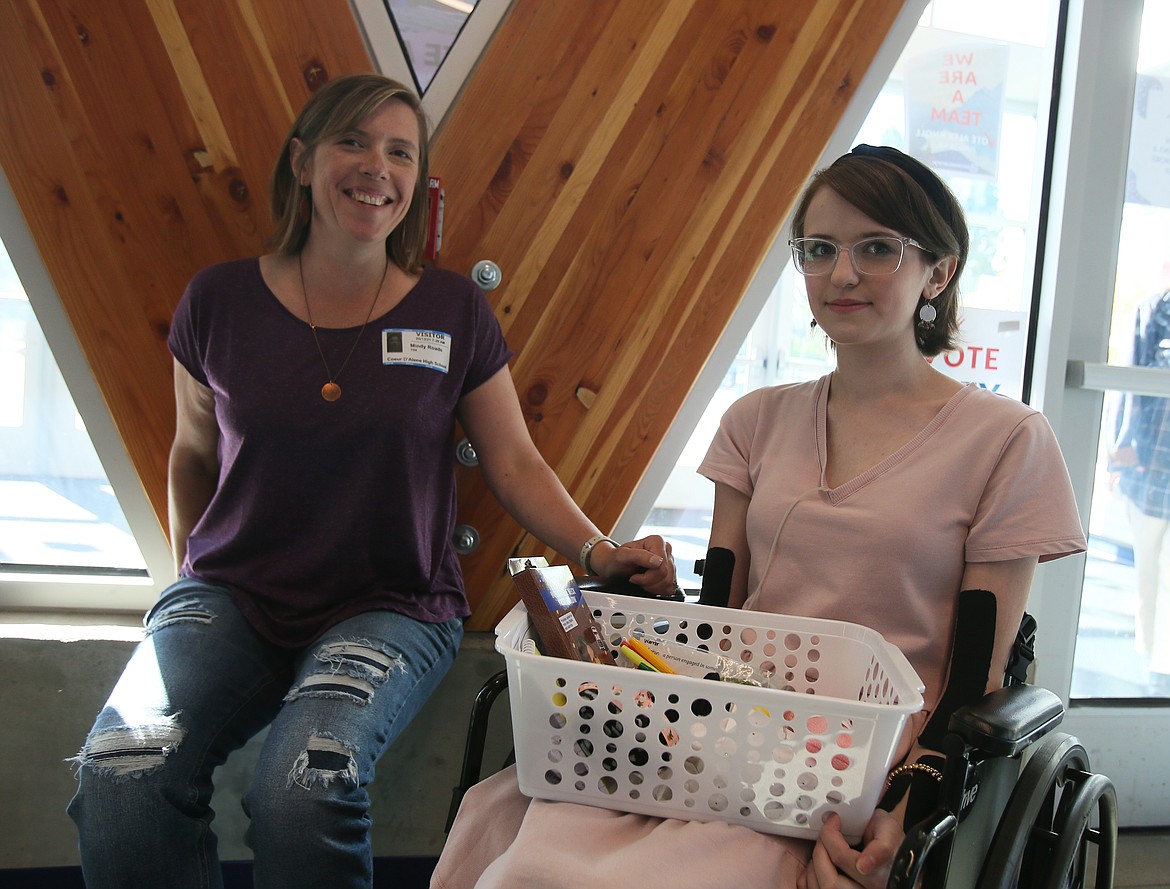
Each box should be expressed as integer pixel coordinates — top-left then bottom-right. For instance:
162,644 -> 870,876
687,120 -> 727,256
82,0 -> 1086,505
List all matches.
432,766 -> 809,889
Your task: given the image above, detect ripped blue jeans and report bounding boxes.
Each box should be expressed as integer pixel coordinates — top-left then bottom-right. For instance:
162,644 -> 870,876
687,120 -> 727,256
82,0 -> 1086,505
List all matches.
66,578 -> 463,889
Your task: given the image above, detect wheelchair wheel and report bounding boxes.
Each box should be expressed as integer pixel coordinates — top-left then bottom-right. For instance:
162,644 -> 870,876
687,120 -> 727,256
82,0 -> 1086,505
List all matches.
976,732 -> 1117,889
1041,771 -> 1117,889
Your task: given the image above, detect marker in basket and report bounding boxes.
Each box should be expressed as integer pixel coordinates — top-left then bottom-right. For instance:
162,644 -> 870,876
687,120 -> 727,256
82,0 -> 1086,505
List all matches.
521,638 -> 541,657
624,636 -> 675,674
618,642 -> 659,672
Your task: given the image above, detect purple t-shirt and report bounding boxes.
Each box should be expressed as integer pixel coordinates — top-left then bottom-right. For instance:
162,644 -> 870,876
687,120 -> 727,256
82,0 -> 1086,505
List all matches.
168,258 -> 512,647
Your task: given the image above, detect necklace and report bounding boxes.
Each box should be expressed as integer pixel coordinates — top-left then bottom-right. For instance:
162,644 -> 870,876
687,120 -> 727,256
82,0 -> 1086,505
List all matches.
299,253 -> 388,401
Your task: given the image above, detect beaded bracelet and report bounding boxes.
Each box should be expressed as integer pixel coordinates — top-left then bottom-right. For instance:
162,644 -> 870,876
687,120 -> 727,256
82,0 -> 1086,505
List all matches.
885,761 -> 944,789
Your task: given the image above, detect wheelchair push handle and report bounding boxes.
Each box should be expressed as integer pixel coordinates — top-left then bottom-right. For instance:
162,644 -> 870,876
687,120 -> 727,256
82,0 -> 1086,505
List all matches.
576,574 -> 686,601
581,544 -> 735,604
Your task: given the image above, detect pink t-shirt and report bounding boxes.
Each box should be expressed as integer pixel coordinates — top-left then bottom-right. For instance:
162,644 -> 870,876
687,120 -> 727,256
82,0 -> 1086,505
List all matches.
699,374 -> 1086,715
431,375 -> 1087,889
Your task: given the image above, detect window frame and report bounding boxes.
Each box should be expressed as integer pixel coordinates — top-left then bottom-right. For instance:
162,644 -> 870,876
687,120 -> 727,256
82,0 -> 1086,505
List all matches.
0,167 -> 172,612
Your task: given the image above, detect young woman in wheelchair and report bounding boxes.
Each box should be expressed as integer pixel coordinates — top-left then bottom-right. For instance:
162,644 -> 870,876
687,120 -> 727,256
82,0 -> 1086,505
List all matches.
434,145 -> 1086,889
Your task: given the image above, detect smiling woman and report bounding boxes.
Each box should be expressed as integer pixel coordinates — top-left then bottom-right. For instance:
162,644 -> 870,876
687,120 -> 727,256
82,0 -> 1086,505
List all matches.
289,99 -> 421,262
65,72 -> 677,889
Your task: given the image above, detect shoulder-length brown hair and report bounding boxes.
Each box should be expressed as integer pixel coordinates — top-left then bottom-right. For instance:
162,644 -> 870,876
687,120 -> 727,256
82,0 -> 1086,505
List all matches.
791,145 -> 969,357
267,73 -> 431,274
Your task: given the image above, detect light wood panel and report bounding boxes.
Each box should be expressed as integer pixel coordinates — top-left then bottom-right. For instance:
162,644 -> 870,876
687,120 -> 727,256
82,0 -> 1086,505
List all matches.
431,0 -> 905,628
0,0 -> 373,537
0,0 -> 903,628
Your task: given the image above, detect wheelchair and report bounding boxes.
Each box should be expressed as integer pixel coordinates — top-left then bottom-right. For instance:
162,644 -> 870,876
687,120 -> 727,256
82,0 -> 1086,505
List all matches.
446,555 -> 1118,889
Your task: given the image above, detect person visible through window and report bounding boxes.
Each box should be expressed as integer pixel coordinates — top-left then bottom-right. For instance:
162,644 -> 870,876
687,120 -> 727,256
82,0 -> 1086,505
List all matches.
1108,289 -> 1170,697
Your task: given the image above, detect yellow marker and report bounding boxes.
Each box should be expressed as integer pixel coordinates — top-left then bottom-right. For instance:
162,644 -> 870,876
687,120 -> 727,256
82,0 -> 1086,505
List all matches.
626,636 -> 675,674
618,643 -> 657,672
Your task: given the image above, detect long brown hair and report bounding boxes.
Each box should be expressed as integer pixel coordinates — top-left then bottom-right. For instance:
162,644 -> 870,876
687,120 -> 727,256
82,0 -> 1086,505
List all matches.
268,73 -> 431,273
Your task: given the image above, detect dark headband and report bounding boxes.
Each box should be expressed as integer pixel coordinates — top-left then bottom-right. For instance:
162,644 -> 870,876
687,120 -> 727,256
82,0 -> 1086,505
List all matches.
848,144 -> 955,229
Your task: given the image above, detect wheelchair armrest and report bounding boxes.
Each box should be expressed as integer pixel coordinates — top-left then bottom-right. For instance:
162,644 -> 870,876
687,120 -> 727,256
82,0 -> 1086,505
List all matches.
576,575 -> 687,601
947,684 -> 1064,757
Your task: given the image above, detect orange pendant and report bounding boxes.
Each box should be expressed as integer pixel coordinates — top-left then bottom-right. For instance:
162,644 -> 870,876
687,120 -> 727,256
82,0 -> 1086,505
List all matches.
321,382 -> 341,401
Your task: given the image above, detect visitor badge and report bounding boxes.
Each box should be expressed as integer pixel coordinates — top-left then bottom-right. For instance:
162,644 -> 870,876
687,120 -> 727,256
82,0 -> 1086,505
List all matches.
382,329 -> 452,373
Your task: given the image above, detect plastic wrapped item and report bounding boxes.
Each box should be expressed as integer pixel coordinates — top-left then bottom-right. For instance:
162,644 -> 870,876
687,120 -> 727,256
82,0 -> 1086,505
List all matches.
636,634 -> 772,686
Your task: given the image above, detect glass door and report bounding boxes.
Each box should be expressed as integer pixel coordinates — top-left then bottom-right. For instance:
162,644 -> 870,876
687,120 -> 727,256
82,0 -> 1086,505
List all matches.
1072,15 -> 1170,702
1032,0 -> 1170,826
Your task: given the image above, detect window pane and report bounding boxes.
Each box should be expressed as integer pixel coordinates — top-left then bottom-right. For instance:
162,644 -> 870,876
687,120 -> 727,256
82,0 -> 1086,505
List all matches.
0,236 -> 147,576
385,0 -> 478,94
1073,1 -> 1170,700
637,0 -> 1059,579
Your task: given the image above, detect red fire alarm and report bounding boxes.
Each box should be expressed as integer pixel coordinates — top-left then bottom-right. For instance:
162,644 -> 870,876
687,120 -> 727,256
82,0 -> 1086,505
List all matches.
425,176 -> 444,260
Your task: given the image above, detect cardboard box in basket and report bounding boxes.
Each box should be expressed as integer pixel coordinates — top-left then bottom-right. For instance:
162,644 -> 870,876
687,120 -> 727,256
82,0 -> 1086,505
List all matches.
509,561 -> 614,665
496,590 -> 925,842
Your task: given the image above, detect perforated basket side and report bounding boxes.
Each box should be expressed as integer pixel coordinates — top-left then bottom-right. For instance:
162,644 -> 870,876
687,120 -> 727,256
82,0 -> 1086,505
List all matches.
502,645 -> 917,840
494,595 -> 925,841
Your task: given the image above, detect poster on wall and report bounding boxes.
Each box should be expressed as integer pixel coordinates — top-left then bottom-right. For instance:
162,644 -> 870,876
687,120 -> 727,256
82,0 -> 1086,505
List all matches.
1126,75 -> 1170,209
929,307 -> 1025,400
905,42 -> 1008,181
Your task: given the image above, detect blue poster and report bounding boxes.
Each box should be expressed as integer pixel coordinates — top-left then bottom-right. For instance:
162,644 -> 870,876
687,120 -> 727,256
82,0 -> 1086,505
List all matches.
905,42 -> 1008,180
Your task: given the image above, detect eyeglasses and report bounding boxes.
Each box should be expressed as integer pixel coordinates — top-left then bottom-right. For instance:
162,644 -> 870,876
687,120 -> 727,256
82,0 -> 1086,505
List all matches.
787,236 -> 925,276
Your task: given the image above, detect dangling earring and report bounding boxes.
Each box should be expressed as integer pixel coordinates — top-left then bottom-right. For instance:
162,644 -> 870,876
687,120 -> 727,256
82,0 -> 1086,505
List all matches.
809,318 -> 818,329
917,299 -> 937,331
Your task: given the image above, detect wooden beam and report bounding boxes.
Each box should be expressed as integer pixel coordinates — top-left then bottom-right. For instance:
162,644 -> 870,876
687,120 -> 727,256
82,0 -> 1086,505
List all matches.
430,0 -> 905,629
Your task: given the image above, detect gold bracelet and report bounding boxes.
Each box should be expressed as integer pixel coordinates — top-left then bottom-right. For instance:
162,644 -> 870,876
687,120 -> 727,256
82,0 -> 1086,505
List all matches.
885,761 -> 943,789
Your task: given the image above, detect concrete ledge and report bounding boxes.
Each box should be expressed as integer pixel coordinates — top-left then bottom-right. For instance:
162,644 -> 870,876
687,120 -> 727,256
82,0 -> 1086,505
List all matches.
0,631 -> 511,867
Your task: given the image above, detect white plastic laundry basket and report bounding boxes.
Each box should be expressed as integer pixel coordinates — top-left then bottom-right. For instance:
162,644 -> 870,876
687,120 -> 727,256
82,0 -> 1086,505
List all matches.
495,591 -> 925,841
